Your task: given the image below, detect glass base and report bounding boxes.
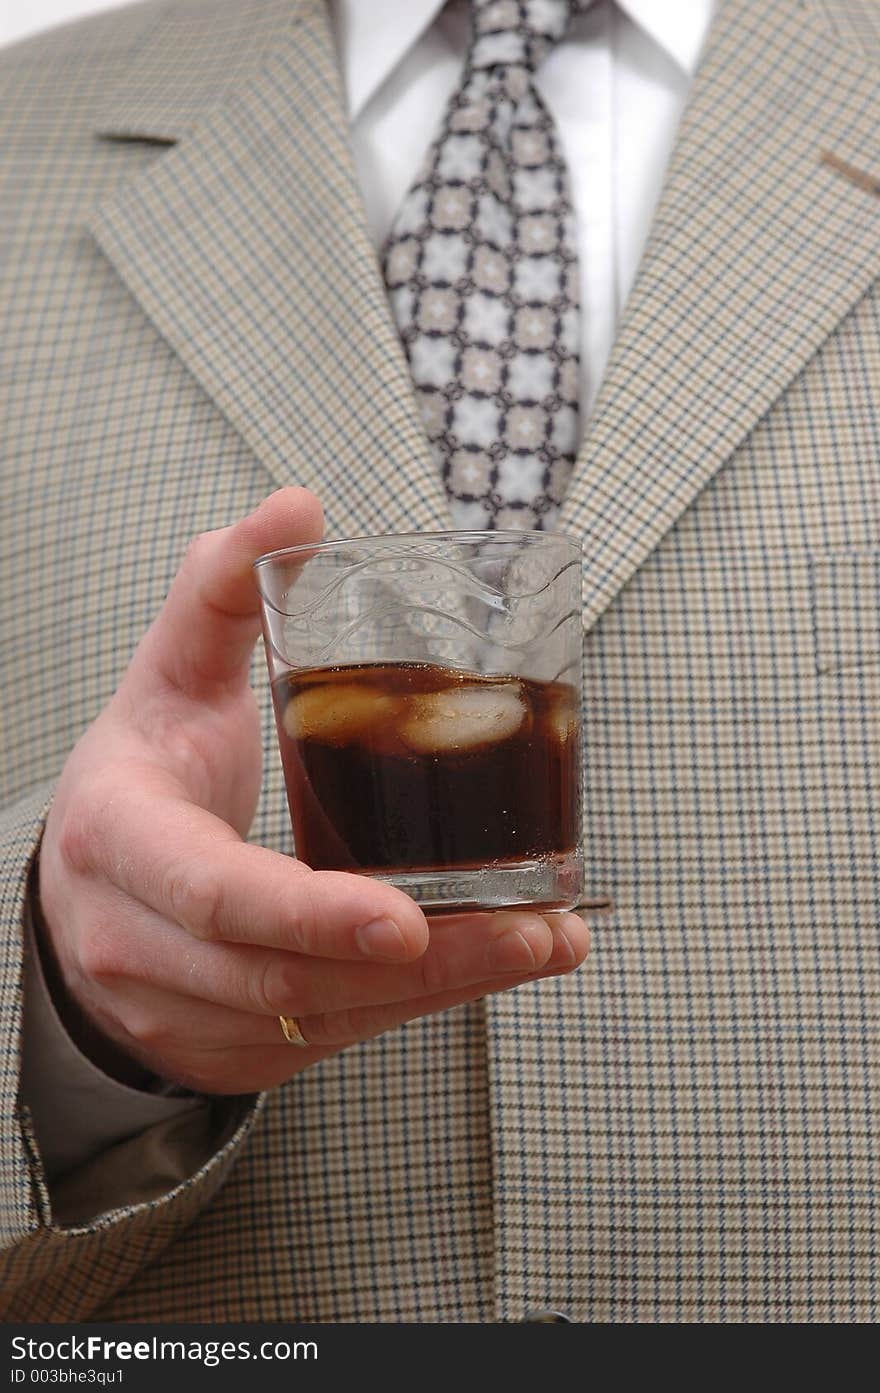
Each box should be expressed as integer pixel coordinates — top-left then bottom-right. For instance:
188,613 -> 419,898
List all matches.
367,848 -> 584,915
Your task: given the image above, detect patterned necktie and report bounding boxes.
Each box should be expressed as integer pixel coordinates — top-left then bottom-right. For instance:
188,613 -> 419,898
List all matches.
383,0 -> 589,531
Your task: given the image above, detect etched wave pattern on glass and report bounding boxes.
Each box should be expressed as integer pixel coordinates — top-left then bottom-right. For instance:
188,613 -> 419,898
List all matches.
259,534 -> 581,682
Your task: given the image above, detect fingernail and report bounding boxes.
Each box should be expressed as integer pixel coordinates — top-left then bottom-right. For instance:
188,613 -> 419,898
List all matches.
552,912 -> 591,968
488,930 -> 535,973
552,930 -> 579,968
355,918 -> 409,961
488,925 -> 546,974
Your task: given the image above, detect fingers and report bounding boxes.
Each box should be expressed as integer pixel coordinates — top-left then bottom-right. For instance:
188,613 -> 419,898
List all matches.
87,869 -> 590,1025
136,487 -> 324,696
107,918 -> 573,1054
79,778 -> 589,1025
101,899 -> 577,1018
293,914 -> 589,1048
85,781 -> 430,961
104,913 -> 590,1094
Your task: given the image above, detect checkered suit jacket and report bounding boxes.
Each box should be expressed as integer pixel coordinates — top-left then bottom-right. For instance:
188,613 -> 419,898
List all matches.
1,0 -> 879,1322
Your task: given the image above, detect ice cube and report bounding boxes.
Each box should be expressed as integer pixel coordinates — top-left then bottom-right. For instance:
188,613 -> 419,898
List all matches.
399,681 -> 527,754
546,689 -> 579,744
283,682 -> 395,744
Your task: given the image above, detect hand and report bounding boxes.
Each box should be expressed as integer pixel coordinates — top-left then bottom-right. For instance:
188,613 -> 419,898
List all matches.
37,488 -> 590,1094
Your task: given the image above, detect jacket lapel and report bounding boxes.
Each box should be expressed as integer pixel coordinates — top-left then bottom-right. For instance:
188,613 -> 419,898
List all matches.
89,0 -> 452,541
559,0 -> 880,632
91,0 -> 302,144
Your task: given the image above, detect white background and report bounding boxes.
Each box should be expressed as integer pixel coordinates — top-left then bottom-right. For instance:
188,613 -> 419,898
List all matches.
1,0 -> 131,47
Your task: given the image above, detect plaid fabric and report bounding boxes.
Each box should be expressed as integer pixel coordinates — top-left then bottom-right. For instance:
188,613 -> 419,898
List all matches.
0,0 -> 878,1321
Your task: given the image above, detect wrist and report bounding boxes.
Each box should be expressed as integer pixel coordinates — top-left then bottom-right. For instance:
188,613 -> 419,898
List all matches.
34,875 -> 167,1092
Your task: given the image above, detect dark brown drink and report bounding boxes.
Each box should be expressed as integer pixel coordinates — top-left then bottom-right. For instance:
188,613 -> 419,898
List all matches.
272,662 -> 580,878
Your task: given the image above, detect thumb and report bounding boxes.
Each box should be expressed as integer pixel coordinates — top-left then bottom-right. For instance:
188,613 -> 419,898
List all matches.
134,487 -> 324,696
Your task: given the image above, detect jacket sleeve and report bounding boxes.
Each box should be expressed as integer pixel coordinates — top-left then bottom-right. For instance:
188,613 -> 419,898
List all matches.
0,781 -> 262,1321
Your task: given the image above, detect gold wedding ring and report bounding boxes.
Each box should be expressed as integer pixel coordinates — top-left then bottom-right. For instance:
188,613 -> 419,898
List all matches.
278,1014 -> 309,1047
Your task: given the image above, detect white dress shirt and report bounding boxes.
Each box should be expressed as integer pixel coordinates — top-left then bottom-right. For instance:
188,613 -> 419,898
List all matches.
23,0 -> 715,1182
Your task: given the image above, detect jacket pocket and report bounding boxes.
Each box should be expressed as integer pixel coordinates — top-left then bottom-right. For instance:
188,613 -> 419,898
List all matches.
810,549 -> 880,674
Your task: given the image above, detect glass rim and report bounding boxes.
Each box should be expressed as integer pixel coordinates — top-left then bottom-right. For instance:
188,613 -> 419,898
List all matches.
253,528 -> 582,573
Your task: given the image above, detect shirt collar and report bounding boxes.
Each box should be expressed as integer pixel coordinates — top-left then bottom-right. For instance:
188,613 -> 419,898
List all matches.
623,0 -> 716,74
330,0 -> 717,122
330,0 -> 447,119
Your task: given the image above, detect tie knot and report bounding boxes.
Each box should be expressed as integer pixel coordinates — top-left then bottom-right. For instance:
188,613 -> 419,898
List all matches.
469,0 -> 584,72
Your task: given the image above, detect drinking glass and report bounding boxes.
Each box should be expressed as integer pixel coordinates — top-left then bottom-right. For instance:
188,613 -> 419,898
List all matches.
254,530 -> 584,914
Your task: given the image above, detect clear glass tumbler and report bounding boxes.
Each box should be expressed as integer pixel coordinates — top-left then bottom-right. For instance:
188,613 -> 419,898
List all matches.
254,530 -> 583,914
